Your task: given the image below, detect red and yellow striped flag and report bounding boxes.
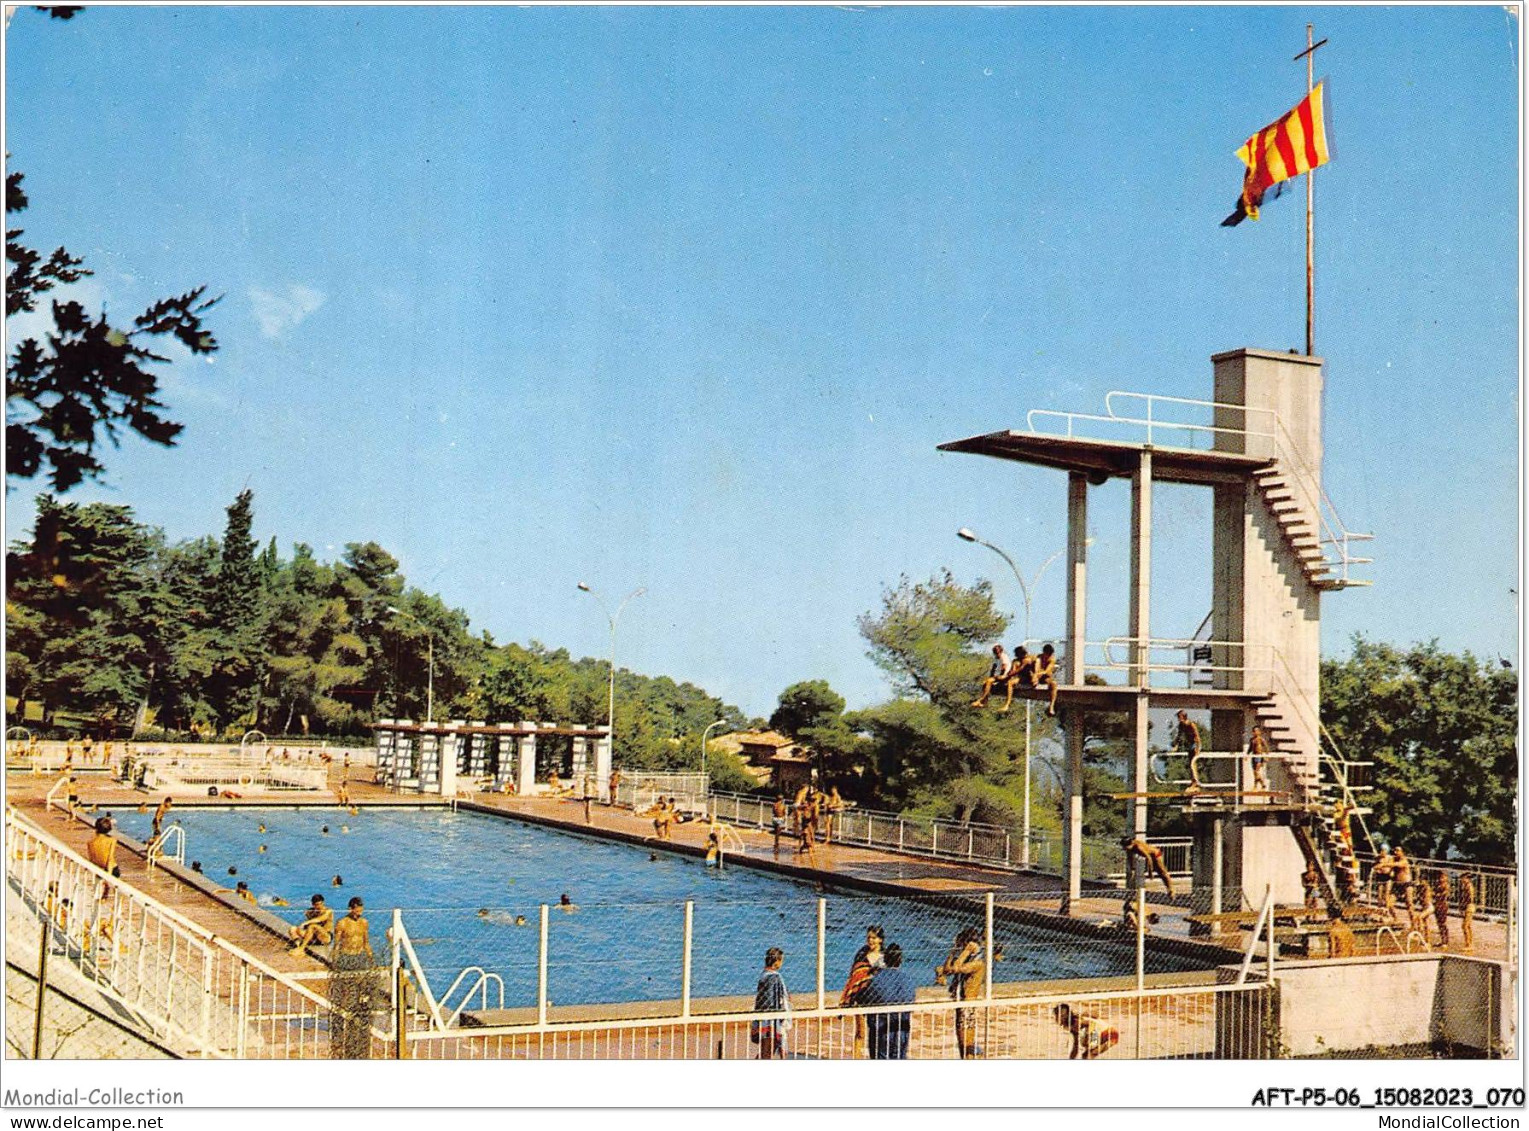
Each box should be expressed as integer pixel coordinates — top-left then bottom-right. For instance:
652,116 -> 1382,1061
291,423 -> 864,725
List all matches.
1221,81 -> 1330,227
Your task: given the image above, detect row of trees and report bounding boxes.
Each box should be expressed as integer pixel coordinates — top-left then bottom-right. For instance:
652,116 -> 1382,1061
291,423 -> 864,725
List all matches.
5,492 -> 755,788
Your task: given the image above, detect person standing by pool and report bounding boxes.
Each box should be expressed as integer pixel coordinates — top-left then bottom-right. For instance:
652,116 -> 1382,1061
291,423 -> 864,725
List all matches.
608,767 -> 621,805
151,796 -> 173,842
860,942 -> 918,1060
330,896 -> 378,1059
1459,874 -> 1478,952
1432,870 -> 1452,947
840,925 -> 885,1056
86,817 -> 120,879
770,796 -> 788,858
751,947 -> 790,1060
935,927 -> 986,1059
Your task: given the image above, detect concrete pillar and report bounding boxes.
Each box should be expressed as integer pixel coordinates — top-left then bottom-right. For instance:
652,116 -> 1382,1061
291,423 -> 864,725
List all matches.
594,728 -> 613,803
438,723 -> 460,797
1062,472 -> 1088,908
495,724 -> 516,788
1128,449 -> 1153,848
1211,348 -> 1324,770
516,722 -> 538,796
374,720 -> 394,786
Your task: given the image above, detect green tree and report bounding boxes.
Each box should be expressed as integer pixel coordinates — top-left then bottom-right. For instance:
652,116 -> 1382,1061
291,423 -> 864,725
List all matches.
769,680 -> 846,737
203,490 -> 268,730
5,171 -> 219,492
1321,637 -> 1517,864
854,571 -> 1047,824
5,495 -> 159,730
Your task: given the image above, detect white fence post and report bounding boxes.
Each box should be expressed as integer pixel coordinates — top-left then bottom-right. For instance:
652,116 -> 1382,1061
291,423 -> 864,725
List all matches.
681,901 -> 693,1020
236,963 -> 250,1058
200,942 -> 214,1054
816,898 -> 827,1012
537,904 -> 550,1027
984,892 -> 995,1003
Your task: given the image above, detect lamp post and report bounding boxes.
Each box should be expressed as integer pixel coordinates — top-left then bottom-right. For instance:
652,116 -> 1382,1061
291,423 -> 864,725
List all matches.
700,719 -> 728,783
385,606 -> 434,723
576,582 -> 646,752
957,527 -> 1065,869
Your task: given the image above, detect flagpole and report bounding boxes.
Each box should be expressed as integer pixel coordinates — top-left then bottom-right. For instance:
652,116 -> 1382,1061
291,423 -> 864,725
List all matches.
1293,25 -> 1327,357
1304,24 -> 1314,356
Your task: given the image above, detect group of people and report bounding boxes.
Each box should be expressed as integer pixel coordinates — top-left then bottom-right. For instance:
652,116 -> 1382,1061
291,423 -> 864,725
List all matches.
753,923 -> 1115,1061
970,643 -> 1060,717
1369,847 -> 1478,951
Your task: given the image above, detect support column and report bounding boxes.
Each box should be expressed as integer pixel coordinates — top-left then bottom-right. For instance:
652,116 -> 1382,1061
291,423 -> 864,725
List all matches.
1062,473 -> 1088,909
594,728 -> 613,803
516,722 -> 537,796
1129,449 -> 1153,846
495,723 -> 516,789
438,723 -> 459,797
374,721 -> 394,786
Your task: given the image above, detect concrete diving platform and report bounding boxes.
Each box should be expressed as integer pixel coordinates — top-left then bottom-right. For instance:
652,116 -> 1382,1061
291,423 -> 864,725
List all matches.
938,430 -> 1271,486
1001,682 -> 1269,713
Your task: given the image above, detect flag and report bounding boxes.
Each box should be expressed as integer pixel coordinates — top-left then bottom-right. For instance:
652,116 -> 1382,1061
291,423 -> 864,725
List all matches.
1222,81 -> 1330,227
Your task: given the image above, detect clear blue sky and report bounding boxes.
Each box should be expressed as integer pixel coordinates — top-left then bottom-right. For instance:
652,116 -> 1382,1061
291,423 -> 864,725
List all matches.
4,5 -> 1519,718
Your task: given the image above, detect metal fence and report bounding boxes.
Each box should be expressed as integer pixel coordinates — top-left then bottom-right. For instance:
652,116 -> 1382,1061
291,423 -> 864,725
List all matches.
403,980 -> 1280,1060
703,790 -> 1188,882
618,774 -> 711,814
4,807 -> 392,1059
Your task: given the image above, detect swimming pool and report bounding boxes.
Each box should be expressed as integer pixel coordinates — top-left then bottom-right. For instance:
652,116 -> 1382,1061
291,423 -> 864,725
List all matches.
108,805 -> 1208,1009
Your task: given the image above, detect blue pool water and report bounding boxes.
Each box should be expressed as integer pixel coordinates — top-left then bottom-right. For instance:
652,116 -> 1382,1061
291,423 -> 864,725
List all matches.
109,806 -> 1206,1008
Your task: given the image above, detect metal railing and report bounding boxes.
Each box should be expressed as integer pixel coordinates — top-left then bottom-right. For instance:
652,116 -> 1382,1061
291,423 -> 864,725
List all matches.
1103,391 -> 1373,586
618,774 -> 711,814
703,790 -> 1131,881
1027,389 -> 1372,584
1098,635 -> 1274,692
4,807 -> 391,1059
401,979 -> 1280,1060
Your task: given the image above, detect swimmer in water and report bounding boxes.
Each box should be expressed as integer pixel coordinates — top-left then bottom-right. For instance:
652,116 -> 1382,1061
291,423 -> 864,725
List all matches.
340,825 -> 350,834
258,823 -> 267,833
258,845 -> 268,854
348,806 -> 359,817
321,825 -> 330,835
515,915 -> 527,927
332,874 -> 343,887
228,866 -> 238,876
557,892 -> 577,912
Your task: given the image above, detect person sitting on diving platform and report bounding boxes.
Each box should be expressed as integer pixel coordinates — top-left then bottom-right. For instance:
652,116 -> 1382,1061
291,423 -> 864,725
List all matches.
970,644 -> 1011,709
1031,644 -> 1060,717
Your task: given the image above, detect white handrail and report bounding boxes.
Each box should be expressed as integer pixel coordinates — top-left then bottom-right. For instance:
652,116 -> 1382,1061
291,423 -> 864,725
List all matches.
440,966 -> 507,1027
1101,389 -> 1372,584
147,824 -> 186,868
390,913 -> 446,1031
44,772 -> 71,814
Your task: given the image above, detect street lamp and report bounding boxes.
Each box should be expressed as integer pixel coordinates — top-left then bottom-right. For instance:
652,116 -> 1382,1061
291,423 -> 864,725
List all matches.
957,527 -> 1065,869
386,606 -> 434,723
576,582 -> 646,751
700,719 -> 728,782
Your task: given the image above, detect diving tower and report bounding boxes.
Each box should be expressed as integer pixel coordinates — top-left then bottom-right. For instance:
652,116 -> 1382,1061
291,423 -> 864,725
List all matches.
940,348 -> 1376,919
